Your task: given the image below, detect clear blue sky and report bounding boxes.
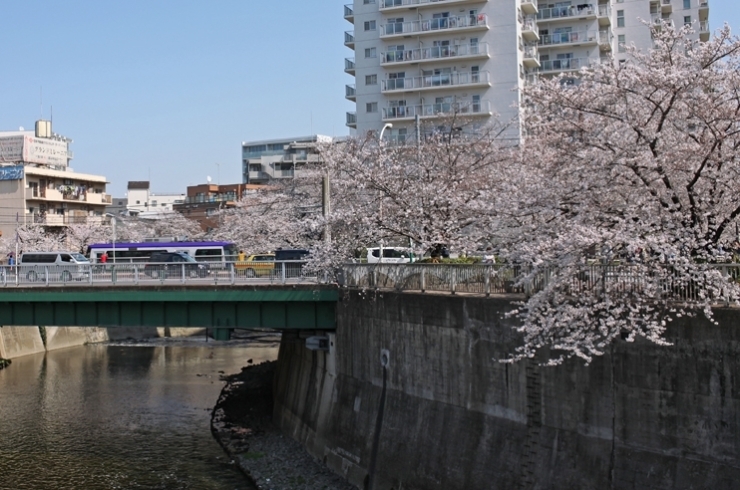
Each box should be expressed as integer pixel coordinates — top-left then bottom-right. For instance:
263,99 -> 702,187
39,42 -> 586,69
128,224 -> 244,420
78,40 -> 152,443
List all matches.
0,1 -> 736,196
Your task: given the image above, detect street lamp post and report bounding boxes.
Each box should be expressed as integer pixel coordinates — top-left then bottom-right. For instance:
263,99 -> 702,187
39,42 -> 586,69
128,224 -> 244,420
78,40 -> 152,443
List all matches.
111,217 -> 116,264
378,123 -> 393,262
379,123 -> 393,142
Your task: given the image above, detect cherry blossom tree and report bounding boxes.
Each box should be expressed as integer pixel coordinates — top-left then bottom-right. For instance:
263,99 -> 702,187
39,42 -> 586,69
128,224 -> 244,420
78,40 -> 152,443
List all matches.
320,118 -> 516,258
146,212 -> 204,241
499,24 -> 740,364
211,180 -> 324,255
66,222 -> 112,254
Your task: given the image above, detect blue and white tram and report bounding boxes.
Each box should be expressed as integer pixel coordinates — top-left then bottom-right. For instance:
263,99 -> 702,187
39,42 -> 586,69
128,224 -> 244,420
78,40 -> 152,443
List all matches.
86,241 -> 238,266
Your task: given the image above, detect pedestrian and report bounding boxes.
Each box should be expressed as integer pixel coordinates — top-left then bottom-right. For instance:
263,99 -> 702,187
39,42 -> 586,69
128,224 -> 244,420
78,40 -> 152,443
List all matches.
100,252 -> 108,264
7,253 -> 14,267
238,250 -> 246,262
483,247 -> 495,264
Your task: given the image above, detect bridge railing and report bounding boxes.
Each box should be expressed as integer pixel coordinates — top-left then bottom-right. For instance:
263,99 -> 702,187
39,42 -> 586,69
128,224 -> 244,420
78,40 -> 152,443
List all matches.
0,261 -> 320,287
341,263 -> 740,301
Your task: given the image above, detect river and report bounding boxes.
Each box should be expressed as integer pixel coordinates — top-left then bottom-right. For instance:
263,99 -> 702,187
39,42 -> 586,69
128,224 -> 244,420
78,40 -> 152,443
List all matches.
0,335 -> 278,489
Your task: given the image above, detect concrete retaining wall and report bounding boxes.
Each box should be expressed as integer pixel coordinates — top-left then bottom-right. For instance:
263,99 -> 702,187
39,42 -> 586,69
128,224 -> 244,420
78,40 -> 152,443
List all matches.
0,327 -> 46,359
0,326 -> 206,359
273,291 -> 740,490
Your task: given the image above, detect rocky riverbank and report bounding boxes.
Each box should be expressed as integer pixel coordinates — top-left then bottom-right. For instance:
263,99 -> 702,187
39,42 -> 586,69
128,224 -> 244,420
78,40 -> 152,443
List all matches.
211,361 -> 356,490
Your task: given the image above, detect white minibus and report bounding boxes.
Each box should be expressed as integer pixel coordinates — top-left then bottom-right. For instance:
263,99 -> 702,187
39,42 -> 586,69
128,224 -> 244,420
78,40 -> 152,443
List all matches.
19,251 -> 91,282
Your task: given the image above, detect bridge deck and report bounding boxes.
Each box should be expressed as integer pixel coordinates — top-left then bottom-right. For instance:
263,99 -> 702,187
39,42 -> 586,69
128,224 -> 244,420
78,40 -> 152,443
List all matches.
0,285 -> 338,330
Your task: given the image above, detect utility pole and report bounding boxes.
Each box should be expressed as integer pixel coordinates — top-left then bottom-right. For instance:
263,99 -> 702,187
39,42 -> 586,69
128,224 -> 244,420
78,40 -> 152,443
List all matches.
322,171 -> 331,245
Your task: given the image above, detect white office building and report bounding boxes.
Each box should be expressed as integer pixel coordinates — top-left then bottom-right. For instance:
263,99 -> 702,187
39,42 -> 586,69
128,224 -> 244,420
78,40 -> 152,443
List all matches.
343,0 -> 709,141
124,181 -> 185,218
242,135 -> 334,184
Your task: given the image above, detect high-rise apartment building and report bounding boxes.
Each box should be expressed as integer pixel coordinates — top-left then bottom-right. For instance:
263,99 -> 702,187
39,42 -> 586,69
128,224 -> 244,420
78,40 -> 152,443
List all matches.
343,0 -> 709,141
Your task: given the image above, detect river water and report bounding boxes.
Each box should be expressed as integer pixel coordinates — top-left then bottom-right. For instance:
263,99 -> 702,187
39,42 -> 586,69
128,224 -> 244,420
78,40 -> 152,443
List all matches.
0,336 -> 278,489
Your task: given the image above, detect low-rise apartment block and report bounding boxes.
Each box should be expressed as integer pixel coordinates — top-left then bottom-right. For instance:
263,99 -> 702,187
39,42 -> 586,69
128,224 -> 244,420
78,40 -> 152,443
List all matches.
0,120 -> 110,238
173,182 -> 267,231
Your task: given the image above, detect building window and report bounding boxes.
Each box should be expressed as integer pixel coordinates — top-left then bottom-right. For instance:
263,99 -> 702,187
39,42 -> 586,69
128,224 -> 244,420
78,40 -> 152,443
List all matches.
684,15 -> 691,26
364,0 -> 376,3
617,10 -> 625,27
364,20 -> 376,31
683,0 -> 691,8
618,34 -> 626,53
366,102 -> 378,113
365,47 -> 377,58
365,74 -> 378,85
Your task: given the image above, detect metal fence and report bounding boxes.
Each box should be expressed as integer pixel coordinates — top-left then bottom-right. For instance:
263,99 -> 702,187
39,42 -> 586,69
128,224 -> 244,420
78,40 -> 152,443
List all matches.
0,261 -> 319,287
341,263 -> 740,301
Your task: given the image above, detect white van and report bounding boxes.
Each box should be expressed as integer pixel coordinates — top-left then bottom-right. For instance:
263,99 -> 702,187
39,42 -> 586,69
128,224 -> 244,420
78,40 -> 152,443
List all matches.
19,251 -> 91,282
366,247 -> 416,264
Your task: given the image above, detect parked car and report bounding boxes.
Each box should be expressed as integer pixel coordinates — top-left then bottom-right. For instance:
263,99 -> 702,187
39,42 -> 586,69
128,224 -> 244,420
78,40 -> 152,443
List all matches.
274,249 -> 310,277
144,251 -> 210,278
235,254 -> 275,278
366,247 -> 417,264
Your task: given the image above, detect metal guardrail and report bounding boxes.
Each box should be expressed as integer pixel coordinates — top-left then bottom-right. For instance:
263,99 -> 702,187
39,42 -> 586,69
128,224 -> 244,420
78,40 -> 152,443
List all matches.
341,263 -> 740,301
6,263 -> 740,301
0,261 -> 319,287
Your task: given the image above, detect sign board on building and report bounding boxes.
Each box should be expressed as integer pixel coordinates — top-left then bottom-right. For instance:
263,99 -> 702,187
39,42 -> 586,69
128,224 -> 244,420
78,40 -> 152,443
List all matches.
0,165 -> 24,181
0,136 -> 24,163
0,134 -> 68,166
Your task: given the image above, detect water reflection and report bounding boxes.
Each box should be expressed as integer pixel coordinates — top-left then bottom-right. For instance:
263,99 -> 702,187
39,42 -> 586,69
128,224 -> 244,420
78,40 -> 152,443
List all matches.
0,337 -> 278,489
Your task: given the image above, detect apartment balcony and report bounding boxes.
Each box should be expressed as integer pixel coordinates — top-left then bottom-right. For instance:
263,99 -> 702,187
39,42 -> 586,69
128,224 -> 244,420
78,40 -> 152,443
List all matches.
381,42 -> 489,67
522,44 -> 540,68
536,4 -> 597,23
344,4 -> 354,22
521,18 -> 539,42
346,84 -> 356,101
539,30 -> 598,48
661,0 -> 672,14
380,0 -> 490,13
26,187 -> 63,201
345,57 -> 356,75
524,72 -> 539,86
599,30 -> 613,51
538,57 -> 590,74
30,213 -> 108,226
700,20 -> 709,42
521,0 -> 538,15
282,153 -> 320,163
598,4 -> 611,26
346,111 -> 357,128
382,100 -> 492,122
698,0 -> 708,21
651,16 -> 674,30
380,14 -> 488,40
26,187 -> 111,205
381,71 -> 490,94
344,30 -> 355,49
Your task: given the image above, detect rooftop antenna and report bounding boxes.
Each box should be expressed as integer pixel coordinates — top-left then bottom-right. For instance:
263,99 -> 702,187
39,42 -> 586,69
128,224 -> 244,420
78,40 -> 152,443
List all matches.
40,86 -> 43,119
310,111 -> 313,135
